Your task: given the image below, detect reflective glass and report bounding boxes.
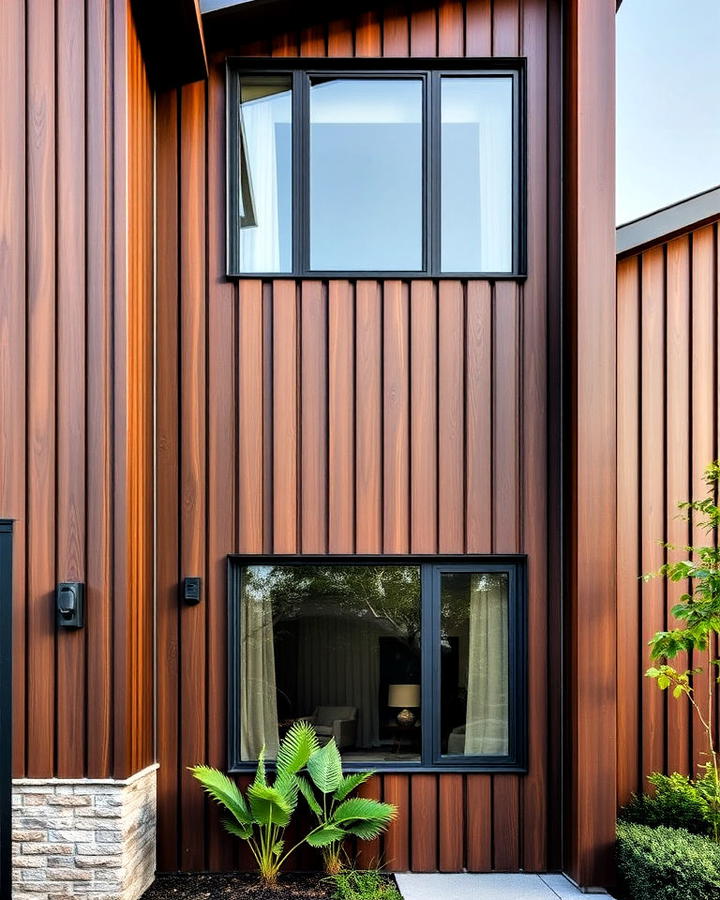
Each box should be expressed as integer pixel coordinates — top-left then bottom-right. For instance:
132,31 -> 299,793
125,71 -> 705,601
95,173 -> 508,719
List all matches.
239,564 -> 422,763
238,75 -> 292,272
441,77 -> 513,273
439,571 -> 509,757
310,78 -> 423,271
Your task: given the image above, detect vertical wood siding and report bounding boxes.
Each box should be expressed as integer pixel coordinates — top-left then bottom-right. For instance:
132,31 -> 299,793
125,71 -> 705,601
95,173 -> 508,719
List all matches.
616,221 -> 720,805
156,0 -> 562,872
0,0 -> 154,779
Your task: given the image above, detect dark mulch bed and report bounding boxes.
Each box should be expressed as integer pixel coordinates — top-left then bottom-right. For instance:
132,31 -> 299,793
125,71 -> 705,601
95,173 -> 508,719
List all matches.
141,872 -> 374,900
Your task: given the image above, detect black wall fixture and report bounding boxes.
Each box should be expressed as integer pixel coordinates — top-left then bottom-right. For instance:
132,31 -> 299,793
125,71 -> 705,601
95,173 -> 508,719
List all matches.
0,520 -> 13,900
183,577 -> 202,605
56,582 -> 85,629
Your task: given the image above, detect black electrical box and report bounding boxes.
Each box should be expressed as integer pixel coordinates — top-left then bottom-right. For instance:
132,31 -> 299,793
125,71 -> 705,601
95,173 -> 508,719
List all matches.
56,582 -> 85,629
183,577 -> 202,605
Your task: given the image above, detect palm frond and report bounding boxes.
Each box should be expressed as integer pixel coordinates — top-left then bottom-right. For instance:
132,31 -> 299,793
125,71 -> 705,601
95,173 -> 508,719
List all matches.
296,775 -> 322,815
331,797 -> 396,825
247,781 -> 292,827
189,766 -> 251,825
345,819 -> 388,840
305,825 -> 347,848
252,746 -> 267,789
222,817 -> 253,840
334,771 -> 374,802
307,739 -> 343,794
275,721 -> 319,777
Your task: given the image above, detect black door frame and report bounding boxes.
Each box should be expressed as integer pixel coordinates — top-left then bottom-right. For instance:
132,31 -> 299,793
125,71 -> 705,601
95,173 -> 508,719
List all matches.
0,520 -> 12,900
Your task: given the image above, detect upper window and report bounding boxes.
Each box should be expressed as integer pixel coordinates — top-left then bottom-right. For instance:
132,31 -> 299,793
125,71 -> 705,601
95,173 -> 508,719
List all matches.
227,557 -> 526,772
227,60 -> 524,278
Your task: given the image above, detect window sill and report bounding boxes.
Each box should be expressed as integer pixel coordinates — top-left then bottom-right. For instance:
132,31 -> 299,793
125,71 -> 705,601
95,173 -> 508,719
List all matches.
225,272 -> 529,282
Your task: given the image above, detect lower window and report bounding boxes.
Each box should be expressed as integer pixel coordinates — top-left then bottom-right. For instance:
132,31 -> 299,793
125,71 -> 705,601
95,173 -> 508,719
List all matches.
227,557 -> 526,771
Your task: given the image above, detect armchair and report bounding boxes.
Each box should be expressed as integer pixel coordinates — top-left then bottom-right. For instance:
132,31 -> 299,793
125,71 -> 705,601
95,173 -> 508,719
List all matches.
307,705 -> 358,750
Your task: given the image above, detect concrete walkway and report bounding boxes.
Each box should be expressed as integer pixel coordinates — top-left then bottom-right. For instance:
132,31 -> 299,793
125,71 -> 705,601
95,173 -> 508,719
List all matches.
395,873 -> 615,899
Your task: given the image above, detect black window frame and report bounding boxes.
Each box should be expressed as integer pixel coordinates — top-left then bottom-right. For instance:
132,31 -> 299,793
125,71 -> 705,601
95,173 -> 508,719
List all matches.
226,58 -> 527,280
227,554 -> 527,774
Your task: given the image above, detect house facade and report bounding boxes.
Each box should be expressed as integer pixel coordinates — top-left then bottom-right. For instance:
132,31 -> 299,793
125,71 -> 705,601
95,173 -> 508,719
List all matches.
0,1 -> 618,897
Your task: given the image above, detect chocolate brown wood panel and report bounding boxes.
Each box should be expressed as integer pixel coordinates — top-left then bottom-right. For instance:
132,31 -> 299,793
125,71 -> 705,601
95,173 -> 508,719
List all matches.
155,0 -> 562,873
0,0 -> 27,779
465,775 -> 492,871
438,774 -> 464,871
615,256 -> 641,806
664,237 -> 691,779
1,0 -> 154,780
301,283 -> 328,555
640,248 -> 665,782
383,775 -> 410,871
56,0 -> 87,778
565,0 -> 617,887
615,221 -> 720,808
411,775 -> 437,872
355,283 -> 383,554
690,226 -> 716,773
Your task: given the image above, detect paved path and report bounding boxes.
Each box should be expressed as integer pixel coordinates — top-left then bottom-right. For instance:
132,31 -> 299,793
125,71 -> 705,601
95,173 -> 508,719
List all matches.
395,873 -> 616,899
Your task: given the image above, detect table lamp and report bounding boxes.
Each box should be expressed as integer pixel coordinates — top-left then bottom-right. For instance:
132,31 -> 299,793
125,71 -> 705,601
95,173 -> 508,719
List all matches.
388,683 -> 420,726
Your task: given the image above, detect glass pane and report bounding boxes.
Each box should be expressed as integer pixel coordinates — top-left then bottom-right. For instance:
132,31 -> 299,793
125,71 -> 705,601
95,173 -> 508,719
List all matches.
310,78 -> 423,271
439,572 -> 509,756
240,565 -> 422,763
238,75 -> 292,273
441,77 -> 514,273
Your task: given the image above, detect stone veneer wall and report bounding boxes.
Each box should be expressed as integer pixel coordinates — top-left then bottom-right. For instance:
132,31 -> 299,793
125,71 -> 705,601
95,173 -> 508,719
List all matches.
12,763 -> 158,900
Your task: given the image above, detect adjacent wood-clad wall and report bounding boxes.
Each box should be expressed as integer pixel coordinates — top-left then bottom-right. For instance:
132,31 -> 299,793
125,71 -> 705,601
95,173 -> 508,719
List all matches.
156,0 -> 563,873
616,221 -> 720,806
564,0 -> 617,887
0,0 -> 154,780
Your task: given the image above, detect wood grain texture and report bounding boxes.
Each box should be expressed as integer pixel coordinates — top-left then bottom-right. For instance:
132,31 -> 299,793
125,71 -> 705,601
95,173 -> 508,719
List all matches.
410,775 -> 437,871
3,0 -> 153,779
616,222 -> 720,816
153,0 -> 563,874
1,0 -> 27,777
565,0 -> 617,886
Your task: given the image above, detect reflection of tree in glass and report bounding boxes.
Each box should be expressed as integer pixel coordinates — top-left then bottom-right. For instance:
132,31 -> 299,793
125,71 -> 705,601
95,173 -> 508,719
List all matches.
439,573 -> 508,646
243,565 -> 422,645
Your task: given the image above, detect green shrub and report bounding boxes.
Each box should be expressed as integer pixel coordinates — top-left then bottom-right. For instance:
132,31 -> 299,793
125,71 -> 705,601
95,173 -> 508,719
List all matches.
330,870 -> 401,900
617,822 -> 720,900
619,771 -> 714,836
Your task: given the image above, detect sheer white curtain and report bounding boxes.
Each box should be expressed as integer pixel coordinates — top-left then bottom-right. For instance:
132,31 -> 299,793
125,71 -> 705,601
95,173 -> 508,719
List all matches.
239,91 -> 286,272
464,575 -> 509,755
296,615 -> 381,749
241,579 -> 279,760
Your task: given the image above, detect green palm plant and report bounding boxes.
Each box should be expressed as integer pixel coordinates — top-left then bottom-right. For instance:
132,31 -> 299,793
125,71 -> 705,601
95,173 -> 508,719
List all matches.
296,739 -> 397,875
190,721 -> 320,886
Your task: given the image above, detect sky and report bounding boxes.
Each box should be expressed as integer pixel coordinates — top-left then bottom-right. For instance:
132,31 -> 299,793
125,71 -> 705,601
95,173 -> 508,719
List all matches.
616,0 -> 720,224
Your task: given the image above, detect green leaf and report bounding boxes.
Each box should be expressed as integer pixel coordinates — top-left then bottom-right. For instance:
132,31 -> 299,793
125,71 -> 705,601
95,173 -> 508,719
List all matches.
331,797 -> 396,826
274,770 -> 300,813
296,775 -> 322,815
253,746 -> 267,789
673,685 -> 685,699
275,721 -> 319,777
247,782 -> 292,827
345,819 -> 389,840
307,739 -> 343,794
305,825 -> 347,848
189,766 -> 251,825
222,817 -> 253,840
334,771 -> 374,802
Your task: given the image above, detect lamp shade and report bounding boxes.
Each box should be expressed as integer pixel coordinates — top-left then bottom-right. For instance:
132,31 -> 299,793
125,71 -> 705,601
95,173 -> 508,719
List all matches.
388,683 -> 420,708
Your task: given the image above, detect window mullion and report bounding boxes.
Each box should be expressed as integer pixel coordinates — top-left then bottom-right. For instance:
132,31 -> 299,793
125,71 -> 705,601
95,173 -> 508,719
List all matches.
421,564 -> 437,766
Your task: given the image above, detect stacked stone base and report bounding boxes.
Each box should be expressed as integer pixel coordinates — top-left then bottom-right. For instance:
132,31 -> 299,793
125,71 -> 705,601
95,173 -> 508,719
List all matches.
12,763 -> 158,900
